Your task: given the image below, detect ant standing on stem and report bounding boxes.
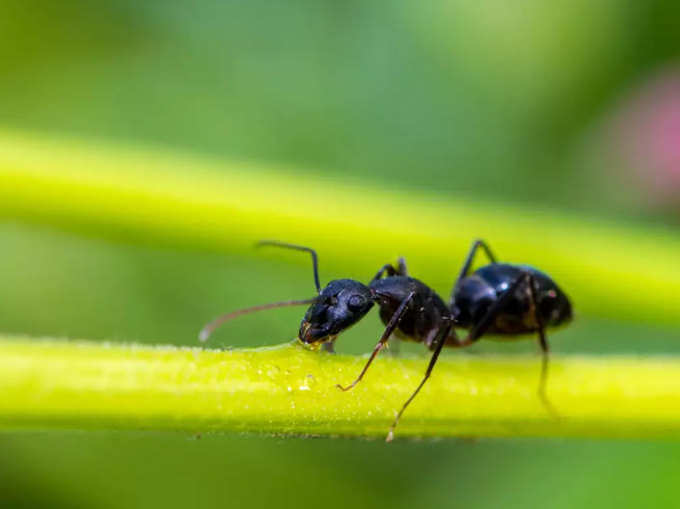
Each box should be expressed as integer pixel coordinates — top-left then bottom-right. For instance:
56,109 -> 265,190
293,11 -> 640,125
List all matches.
200,240 -> 572,441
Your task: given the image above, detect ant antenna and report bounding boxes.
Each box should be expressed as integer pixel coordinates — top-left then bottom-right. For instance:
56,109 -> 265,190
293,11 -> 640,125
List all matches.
256,241 -> 321,293
199,298 -> 316,342
199,240 -> 322,343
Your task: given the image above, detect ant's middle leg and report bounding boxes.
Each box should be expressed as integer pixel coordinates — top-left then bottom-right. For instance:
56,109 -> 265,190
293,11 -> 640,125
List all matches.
336,291 -> 415,391
372,257 -> 408,282
386,336 -> 402,357
387,319 -> 453,442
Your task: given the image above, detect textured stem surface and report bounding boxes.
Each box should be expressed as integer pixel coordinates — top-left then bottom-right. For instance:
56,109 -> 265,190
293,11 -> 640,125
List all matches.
2,337 -> 680,440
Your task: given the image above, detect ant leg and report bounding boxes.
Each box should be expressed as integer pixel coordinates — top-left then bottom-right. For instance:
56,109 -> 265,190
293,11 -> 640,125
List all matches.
336,291 -> 415,391
454,271 -> 559,415
371,257 -> 409,282
372,264 -> 398,281
386,265 -> 410,356
387,337 -> 402,357
322,336 -> 337,354
257,240 -> 321,293
536,328 -> 558,416
526,274 -> 558,417
386,320 -> 453,442
452,239 -> 498,291
454,272 -> 530,347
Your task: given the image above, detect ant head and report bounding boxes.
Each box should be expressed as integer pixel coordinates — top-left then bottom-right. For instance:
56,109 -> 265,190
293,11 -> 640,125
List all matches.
298,279 -> 374,346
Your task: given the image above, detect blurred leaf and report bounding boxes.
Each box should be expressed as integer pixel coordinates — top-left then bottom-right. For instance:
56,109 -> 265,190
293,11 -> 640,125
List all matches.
0,129 -> 679,326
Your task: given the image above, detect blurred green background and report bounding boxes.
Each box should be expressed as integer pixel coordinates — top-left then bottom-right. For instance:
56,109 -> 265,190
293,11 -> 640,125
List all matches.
2,1 -> 680,507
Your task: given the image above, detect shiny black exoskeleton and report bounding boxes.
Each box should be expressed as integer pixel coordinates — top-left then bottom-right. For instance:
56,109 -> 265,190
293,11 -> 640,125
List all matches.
451,263 -> 572,337
448,240 -> 572,416
199,239 -> 572,441
299,274 -> 452,351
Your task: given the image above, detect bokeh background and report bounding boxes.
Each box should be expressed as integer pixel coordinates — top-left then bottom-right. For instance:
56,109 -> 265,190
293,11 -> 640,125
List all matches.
2,1 -> 680,507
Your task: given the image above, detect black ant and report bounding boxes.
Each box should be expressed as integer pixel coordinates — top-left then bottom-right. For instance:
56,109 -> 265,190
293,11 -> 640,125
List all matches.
199,240 -> 572,441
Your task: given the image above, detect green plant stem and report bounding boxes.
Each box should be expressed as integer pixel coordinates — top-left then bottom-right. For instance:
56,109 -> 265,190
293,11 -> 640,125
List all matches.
0,130 -> 680,325
2,337 -> 680,439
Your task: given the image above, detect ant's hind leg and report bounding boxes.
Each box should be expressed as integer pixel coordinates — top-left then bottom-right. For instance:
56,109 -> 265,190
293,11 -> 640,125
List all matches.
453,240 -> 498,290
526,274 -> 559,417
524,272 -> 559,417
472,271 -> 558,417
454,271 -> 530,347
536,329 -> 558,417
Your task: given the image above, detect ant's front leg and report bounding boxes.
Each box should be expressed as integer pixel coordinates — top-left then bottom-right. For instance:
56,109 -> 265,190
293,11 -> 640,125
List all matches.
374,256 -> 408,358
372,257 -> 408,282
336,291 -> 415,391
321,336 -> 337,353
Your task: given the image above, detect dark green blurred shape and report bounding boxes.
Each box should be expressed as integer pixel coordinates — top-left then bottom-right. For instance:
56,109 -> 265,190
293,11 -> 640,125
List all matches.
1,0 -> 679,212
2,431 -> 680,509
2,0 -> 680,507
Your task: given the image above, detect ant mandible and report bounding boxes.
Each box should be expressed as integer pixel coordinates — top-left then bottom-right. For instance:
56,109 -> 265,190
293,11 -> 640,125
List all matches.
199,239 -> 572,441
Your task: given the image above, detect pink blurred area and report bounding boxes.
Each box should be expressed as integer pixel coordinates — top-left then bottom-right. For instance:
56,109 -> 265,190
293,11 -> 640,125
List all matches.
614,66 -> 680,208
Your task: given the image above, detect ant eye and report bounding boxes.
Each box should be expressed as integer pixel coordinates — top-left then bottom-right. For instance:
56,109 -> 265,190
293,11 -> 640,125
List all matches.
347,294 -> 366,310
